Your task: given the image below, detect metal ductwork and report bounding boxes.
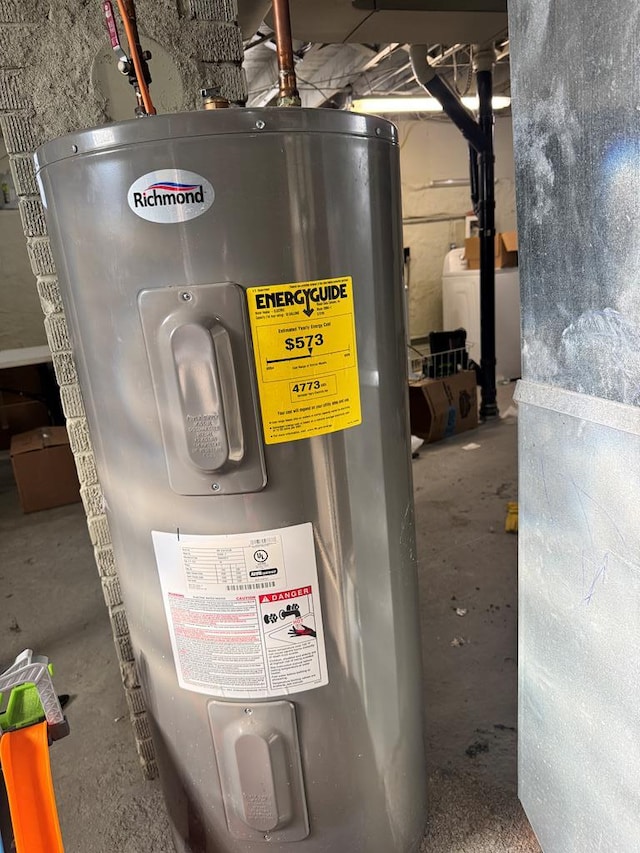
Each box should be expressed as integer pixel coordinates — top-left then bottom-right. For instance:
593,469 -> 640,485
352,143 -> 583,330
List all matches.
511,0 -> 640,850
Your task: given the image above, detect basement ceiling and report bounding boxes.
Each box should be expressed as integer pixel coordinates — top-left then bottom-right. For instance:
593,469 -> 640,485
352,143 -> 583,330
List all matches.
242,0 -> 510,109
268,0 -> 508,44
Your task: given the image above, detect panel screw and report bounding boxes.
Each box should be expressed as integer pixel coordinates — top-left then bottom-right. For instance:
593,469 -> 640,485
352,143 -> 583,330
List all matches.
71,144 -> 78,153
180,291 -> 193,302
256,120 -> 266,129
264,835 -> 271,841
211,483 -> 220,491
375,127 -> 382,136
244,707 -> 253,715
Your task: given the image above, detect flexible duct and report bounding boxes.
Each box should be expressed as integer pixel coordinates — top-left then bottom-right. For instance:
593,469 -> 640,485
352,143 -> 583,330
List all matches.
237,0 -> 272,39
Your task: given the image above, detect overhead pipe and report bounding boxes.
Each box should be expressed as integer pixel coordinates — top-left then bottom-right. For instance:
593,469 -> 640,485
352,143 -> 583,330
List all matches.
409,45 -> 487,154
371,44 -> 469,95
236,0 -> 272,39
410,42 -> 499,418
272,0 -> 301,106
475,44 -> 498,418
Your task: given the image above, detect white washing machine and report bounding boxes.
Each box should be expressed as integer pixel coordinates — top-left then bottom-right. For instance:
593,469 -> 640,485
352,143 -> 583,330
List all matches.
442,247 -> 522,382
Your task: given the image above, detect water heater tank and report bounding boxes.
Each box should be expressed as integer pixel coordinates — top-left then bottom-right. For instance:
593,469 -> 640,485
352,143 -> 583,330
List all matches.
35,108 -> 427,853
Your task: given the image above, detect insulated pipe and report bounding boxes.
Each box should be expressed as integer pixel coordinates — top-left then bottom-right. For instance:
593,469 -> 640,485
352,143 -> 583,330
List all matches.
237,0 -> 272,39
476,45 -> 498,418
409,45 -> 487,154
272,0 -> 301,106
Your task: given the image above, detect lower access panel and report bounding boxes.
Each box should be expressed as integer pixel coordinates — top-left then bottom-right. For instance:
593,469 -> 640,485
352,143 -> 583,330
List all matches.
208,700 -> 309,843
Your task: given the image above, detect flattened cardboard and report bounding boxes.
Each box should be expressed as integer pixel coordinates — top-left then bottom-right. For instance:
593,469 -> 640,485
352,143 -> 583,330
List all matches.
11,425 -> 69,454
464,231 -> 518,270
10,426 -> 80,513
501,230 -> 518,254
409,371 -> 478,444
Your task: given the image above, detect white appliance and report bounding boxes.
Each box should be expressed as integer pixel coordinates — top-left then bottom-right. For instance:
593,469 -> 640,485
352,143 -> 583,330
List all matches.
442,247 -> 522,382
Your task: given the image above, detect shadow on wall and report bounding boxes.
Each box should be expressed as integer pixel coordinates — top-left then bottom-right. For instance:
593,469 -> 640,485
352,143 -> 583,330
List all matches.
92,37 -> 185,122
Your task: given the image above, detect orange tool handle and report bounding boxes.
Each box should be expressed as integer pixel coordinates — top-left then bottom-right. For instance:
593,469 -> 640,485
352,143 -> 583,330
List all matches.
0,722 -> 64,853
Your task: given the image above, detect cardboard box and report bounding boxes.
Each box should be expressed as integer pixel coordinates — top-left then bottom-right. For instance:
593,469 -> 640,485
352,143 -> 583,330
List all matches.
409,370 -> 478,444
10,426 -> 81,513
464,231 -> 518,270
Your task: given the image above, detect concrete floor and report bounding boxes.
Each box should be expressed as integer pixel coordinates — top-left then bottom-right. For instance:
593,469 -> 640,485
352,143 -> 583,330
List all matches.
0,384 -> 542,852
415,388 -> 540,853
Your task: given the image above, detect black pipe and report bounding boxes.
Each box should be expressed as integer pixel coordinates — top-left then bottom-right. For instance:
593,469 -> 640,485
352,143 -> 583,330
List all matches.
420,74 -> 488,154
469,145 -> 480,217
477,67 -> 498,418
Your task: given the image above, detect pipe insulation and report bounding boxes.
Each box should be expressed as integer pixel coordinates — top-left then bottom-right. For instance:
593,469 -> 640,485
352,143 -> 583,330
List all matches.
237,0 -> 272,39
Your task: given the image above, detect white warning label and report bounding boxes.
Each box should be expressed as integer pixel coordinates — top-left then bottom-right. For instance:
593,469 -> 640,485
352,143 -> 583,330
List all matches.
151,522 -> 328,699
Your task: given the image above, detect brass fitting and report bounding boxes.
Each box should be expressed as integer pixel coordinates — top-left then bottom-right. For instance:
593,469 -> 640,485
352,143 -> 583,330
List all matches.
201,88 -> 230,110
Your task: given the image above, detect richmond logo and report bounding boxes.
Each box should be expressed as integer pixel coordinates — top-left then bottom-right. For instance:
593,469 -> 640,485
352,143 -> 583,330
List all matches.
132,181 -> 205,209
128,169 -> 214,223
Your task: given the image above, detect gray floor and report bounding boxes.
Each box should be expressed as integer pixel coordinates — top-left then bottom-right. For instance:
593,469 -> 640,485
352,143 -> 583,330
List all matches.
0,385 -> 541,852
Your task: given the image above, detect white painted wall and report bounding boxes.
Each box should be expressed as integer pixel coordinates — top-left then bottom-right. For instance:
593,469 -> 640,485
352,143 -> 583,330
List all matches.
398,115 -> 516,338
0,112 -> 515,351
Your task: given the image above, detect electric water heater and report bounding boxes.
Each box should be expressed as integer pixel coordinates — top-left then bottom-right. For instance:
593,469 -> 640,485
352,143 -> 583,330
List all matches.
36,108 -> 427,853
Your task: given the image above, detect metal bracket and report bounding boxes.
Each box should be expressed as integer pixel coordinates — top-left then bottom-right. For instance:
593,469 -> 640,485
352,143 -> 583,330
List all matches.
0,650 -> 66,739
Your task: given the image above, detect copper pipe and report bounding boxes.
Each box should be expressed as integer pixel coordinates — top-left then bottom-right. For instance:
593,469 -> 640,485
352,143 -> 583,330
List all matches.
118,0 -> 155,115
121,0 -> 142,55
272,0 -> 301,106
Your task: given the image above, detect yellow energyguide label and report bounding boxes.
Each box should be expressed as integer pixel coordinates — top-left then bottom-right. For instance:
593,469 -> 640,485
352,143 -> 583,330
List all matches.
247,276 -> 361,444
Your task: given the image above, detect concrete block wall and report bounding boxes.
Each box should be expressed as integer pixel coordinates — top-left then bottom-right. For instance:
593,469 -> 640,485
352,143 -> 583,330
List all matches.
0,0 -> 247,779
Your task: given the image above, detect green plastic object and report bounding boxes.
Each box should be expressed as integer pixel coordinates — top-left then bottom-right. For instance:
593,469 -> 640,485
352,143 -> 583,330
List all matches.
0,665 -> 53,732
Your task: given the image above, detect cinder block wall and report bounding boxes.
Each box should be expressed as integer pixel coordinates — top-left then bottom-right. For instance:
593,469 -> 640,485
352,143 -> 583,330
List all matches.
0,0 -> 247,779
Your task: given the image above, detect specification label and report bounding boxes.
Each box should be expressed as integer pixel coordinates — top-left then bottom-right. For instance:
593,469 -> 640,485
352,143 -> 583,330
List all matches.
152,523 -> 329,699
247,276 -> 361,444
